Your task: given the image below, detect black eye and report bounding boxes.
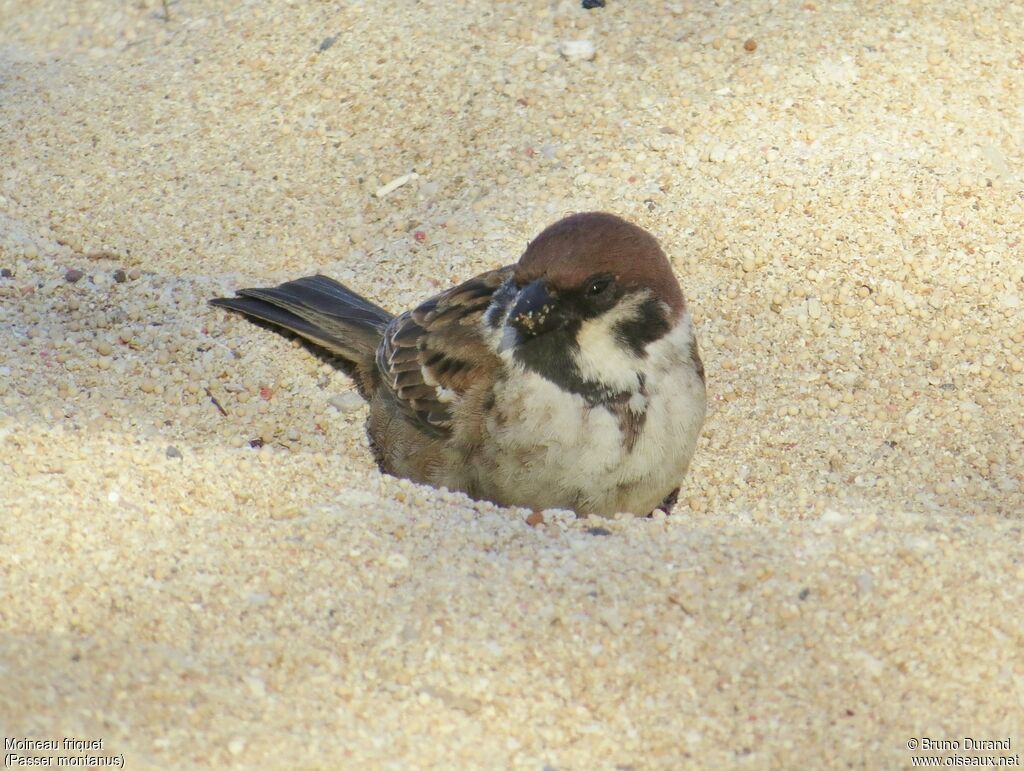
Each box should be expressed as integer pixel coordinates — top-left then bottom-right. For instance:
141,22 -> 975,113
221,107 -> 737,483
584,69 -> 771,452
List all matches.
586,277 -> 613,297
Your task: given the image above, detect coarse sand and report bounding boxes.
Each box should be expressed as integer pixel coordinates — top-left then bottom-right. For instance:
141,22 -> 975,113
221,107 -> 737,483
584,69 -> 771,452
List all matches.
2,0 -> 1023,768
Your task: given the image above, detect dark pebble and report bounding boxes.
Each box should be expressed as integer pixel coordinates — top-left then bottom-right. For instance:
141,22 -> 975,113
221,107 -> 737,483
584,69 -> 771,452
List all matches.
587,526 -> 612,537
582,0 -> 605,7
64,268 -> 85,283
249,437 -> 265,448
165,445 -> 183,459
318,35 -> 337,52
113,269 -> 127,283
798,587 -> 811,601
0,268 -> 12,278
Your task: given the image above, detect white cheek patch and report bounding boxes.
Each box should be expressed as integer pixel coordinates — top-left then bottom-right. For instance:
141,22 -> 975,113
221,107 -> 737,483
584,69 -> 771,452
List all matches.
646,312 -> 695,371
572,293 -> 647,392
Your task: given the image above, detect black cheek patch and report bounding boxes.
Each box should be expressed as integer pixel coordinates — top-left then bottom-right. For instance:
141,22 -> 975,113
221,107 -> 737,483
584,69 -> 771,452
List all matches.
612,297 -> 670,357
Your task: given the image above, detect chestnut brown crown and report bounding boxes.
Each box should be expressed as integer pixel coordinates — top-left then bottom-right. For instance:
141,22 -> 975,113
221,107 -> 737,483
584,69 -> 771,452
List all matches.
513,212 -> 685,320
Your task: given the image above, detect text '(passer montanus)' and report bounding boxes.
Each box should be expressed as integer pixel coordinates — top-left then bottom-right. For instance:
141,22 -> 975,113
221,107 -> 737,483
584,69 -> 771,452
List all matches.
211,212 -> 706,517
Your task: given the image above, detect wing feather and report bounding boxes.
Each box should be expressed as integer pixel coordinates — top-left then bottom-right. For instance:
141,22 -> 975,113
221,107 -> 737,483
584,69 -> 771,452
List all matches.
376,267 -> 512,432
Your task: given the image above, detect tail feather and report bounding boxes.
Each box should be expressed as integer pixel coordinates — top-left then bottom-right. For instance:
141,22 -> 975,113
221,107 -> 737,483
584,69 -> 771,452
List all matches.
210,274 -> 393,387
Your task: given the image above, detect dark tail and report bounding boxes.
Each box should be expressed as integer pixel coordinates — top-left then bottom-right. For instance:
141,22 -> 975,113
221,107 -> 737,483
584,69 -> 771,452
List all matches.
210,274 -> 393,390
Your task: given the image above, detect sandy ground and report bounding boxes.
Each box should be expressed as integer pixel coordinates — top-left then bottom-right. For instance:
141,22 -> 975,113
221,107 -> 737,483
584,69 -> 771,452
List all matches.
2,0 -> 1023,767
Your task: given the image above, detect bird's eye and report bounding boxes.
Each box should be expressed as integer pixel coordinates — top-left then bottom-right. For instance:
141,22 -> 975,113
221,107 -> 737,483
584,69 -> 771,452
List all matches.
586,277 -> 613,297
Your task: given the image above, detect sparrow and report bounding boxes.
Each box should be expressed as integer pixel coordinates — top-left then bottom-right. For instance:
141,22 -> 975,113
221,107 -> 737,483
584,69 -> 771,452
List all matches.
210,212 -> 706,517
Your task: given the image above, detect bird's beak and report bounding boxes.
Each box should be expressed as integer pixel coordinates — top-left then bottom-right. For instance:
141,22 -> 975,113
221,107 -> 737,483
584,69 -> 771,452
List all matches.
508,279 -> 560,339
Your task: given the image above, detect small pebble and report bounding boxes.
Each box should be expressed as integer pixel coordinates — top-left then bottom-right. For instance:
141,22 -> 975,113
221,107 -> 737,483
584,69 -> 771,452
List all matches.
0,268 -> 12,278
113,269 -> 127,283
744,38 -> 757,52
64,268 -> 85,283
96,341 -> 113,356
587,527 -> 612,536
558,40 -> 596,62
166,445 -> 182,459
526,512 -> 545,527
581,0 -> 605,8
386,553 -> 409,570
270,504 -> 303,521
328,392 -> 364,413
374,172 -> 418,199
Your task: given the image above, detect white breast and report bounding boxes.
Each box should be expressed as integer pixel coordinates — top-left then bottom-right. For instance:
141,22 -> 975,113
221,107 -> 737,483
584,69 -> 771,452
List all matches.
473,314 -> 706,516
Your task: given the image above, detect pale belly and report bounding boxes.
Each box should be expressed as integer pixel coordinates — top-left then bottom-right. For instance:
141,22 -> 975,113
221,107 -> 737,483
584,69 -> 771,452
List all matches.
470,364 -> 706,516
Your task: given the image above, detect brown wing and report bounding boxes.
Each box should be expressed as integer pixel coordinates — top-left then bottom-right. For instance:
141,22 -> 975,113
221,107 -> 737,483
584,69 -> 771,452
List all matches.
376,266 -> 512,433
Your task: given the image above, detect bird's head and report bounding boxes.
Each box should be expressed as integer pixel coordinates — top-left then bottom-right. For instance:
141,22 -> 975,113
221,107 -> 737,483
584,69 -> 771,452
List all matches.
492,212 -> 688,398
